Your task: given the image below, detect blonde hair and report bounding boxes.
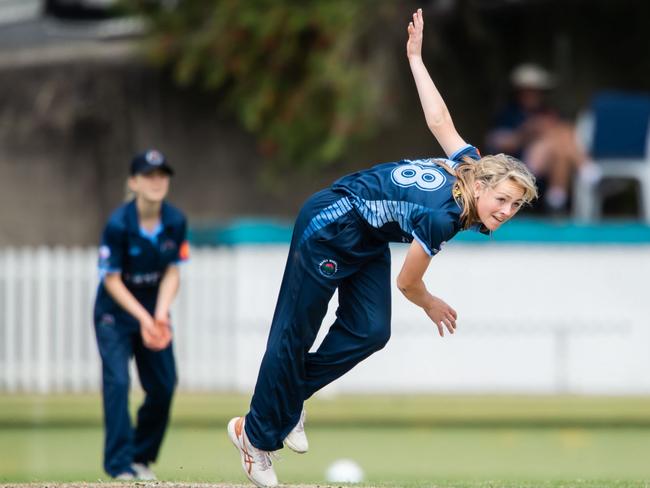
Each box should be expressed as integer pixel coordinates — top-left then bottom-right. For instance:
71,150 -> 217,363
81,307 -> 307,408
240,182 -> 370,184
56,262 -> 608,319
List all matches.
436,154 -> 538,230
124,178 -> 136,202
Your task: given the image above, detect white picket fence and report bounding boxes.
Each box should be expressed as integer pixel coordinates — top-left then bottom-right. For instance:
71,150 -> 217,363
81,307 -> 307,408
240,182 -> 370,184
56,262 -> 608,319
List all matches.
2,243 -> 650,394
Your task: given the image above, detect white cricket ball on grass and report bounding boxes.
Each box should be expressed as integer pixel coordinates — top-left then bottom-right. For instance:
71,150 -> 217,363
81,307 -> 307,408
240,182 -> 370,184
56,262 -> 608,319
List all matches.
325,458 -> 365,483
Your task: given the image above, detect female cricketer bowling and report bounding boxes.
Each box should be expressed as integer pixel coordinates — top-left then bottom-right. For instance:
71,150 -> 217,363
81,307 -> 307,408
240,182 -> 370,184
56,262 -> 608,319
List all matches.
93,149 -> 189,480
228,9 -> 538,487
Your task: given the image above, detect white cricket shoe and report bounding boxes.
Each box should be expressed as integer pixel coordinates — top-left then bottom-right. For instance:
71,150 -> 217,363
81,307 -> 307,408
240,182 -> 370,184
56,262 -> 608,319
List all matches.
114,471 -> 135,481
228,416 -> 278,488
284,408 -> 308,454
131,462 -> 157,481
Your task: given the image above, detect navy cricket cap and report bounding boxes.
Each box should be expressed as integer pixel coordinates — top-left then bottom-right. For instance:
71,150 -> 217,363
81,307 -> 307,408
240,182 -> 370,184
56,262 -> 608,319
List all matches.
130,149 -> 174,176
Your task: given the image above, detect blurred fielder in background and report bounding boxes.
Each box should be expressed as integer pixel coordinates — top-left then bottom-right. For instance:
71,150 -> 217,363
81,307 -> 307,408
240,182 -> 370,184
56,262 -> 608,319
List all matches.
228,9 -> 538,488
93,150 -> 189,480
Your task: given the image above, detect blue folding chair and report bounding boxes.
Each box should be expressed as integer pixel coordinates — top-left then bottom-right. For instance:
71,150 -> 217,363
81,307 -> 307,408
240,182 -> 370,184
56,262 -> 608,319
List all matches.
573,91 -> 650,222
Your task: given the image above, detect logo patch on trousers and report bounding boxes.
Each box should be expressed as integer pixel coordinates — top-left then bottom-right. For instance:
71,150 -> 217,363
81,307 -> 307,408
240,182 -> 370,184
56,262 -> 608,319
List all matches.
318,259 -> 338,277
100,314 -> 115,325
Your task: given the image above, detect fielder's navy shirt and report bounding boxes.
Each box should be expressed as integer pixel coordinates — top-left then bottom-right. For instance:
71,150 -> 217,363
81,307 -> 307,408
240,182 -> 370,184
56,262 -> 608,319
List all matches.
94,200 -> 189,324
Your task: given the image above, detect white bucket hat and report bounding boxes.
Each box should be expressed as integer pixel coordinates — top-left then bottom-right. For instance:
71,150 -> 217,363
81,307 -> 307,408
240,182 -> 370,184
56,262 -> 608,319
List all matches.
510,63 -> 555,89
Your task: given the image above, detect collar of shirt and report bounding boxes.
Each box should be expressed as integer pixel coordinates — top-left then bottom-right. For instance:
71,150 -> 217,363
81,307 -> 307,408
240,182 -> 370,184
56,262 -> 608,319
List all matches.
125,199 -> 174,235
470,222 -> 491,235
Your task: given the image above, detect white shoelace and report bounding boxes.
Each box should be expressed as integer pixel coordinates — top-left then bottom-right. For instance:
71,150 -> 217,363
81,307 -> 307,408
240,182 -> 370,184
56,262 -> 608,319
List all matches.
256,450 -> 280,470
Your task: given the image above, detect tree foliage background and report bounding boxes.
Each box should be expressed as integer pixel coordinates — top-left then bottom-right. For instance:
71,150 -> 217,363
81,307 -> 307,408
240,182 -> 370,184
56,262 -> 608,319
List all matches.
131,0 -> 402,178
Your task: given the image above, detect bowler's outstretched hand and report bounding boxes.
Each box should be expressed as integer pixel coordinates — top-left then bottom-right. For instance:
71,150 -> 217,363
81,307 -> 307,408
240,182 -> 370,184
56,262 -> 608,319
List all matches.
406,8 -> 424,59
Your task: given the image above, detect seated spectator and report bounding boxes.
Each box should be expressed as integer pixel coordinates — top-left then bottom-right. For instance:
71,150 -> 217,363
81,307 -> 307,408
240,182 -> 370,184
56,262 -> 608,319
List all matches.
486,63 -> 597,213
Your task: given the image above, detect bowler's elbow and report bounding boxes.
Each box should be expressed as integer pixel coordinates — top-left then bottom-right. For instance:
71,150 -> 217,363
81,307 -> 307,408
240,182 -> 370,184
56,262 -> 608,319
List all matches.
426,110 -> 452,131
396,274 -> 416,297
427,117 -> 444,132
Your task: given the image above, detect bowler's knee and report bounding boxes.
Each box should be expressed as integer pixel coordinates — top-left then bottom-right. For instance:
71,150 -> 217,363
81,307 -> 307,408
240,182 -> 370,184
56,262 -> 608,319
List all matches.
368,321 -> 391,352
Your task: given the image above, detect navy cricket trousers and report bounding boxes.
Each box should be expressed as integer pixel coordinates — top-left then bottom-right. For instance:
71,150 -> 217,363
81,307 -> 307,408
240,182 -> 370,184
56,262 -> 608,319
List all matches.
245,188 -> 391,451
94,313 -> 176,477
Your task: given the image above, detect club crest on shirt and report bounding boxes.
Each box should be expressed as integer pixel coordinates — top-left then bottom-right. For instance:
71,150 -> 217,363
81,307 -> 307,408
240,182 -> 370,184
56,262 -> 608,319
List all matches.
318,259 -> 338,277
100,313 -> 115,325
160,239 -> 177,252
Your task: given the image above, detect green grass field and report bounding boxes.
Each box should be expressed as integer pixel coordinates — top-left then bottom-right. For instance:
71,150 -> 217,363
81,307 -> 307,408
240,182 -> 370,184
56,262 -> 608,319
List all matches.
2,393 -> 650,487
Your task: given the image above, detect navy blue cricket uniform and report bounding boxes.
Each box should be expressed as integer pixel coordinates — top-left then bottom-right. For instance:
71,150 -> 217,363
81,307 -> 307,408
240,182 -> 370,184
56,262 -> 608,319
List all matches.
93,199 -> 188,477
245,144 -> 481,451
